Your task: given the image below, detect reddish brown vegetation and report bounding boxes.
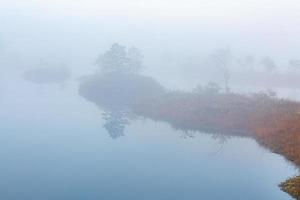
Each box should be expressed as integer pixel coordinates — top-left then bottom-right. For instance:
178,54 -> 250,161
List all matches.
80,72 -> 300,198
133,91 -> 300,199
135,91 -> 300,154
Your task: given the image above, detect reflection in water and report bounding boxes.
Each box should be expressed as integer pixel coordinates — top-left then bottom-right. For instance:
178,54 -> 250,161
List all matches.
1,71 -> 296,200
77,44 -> 298,199
102,110 -> 130,139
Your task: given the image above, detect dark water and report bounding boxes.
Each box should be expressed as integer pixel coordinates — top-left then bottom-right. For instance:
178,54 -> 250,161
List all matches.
0,77 -> 296,200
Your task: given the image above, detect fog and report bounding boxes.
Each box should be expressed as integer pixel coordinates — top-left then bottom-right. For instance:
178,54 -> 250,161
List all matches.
1,0 -> 300,90
1,0 -> 300,199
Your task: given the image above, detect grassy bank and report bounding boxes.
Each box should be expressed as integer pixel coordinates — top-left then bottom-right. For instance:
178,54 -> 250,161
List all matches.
133,90 -> 300,199
79,73 -> 300,198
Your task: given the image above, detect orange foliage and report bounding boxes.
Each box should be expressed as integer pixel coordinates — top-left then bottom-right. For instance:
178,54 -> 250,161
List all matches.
134,91 -> 300,189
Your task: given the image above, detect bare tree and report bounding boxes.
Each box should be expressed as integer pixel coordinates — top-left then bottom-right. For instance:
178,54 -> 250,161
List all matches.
288,59 -> 300,70
237,55 -> 255,70
261,56 -> 277,72
211,49 -> 232,93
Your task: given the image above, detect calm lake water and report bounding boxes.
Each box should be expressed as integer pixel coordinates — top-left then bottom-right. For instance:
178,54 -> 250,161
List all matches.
0,77 -> 297,200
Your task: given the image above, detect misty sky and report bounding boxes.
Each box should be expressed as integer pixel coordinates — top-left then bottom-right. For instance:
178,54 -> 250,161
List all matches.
1,0 -> 299,56
1,0 -> 300,89
2,0 -> 300,21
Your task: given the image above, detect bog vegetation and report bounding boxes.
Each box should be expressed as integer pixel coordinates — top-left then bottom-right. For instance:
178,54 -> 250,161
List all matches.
79,44 -> 300,199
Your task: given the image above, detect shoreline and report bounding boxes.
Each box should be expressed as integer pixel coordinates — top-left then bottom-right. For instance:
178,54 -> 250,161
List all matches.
79,73 -> 300,199
133,91 -> 300,199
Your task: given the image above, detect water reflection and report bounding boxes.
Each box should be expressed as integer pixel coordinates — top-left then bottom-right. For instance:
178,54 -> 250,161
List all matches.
102,110 -> 130,139
76,44 -> 299,199
0,71 -> 297,200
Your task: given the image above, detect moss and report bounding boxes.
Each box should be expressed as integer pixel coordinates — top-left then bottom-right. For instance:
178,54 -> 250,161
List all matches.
280,176 -> 300,199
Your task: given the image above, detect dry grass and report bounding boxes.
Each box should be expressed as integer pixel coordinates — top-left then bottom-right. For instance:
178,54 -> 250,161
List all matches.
134,91 -> 300,199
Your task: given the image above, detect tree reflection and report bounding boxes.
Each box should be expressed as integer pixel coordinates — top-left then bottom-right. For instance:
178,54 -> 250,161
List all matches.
102,110 -> 130,139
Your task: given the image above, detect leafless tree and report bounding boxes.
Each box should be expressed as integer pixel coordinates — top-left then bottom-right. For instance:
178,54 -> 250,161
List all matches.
211,49 -> 232,93
261,56 -> 277,72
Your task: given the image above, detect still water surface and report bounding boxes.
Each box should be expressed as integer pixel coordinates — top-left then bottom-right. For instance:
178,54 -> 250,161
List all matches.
0,78 -> 297,200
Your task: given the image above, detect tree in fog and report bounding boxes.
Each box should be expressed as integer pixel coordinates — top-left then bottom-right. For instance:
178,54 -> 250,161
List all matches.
261,57 -> 277,72
95,43 -> 143,73
194,82 -> 221,95
127,46 -> 143,73
211,49 -> 231,93
237,55 -> 255,70
288,59 -> 300,70
95,43 -> 127,73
